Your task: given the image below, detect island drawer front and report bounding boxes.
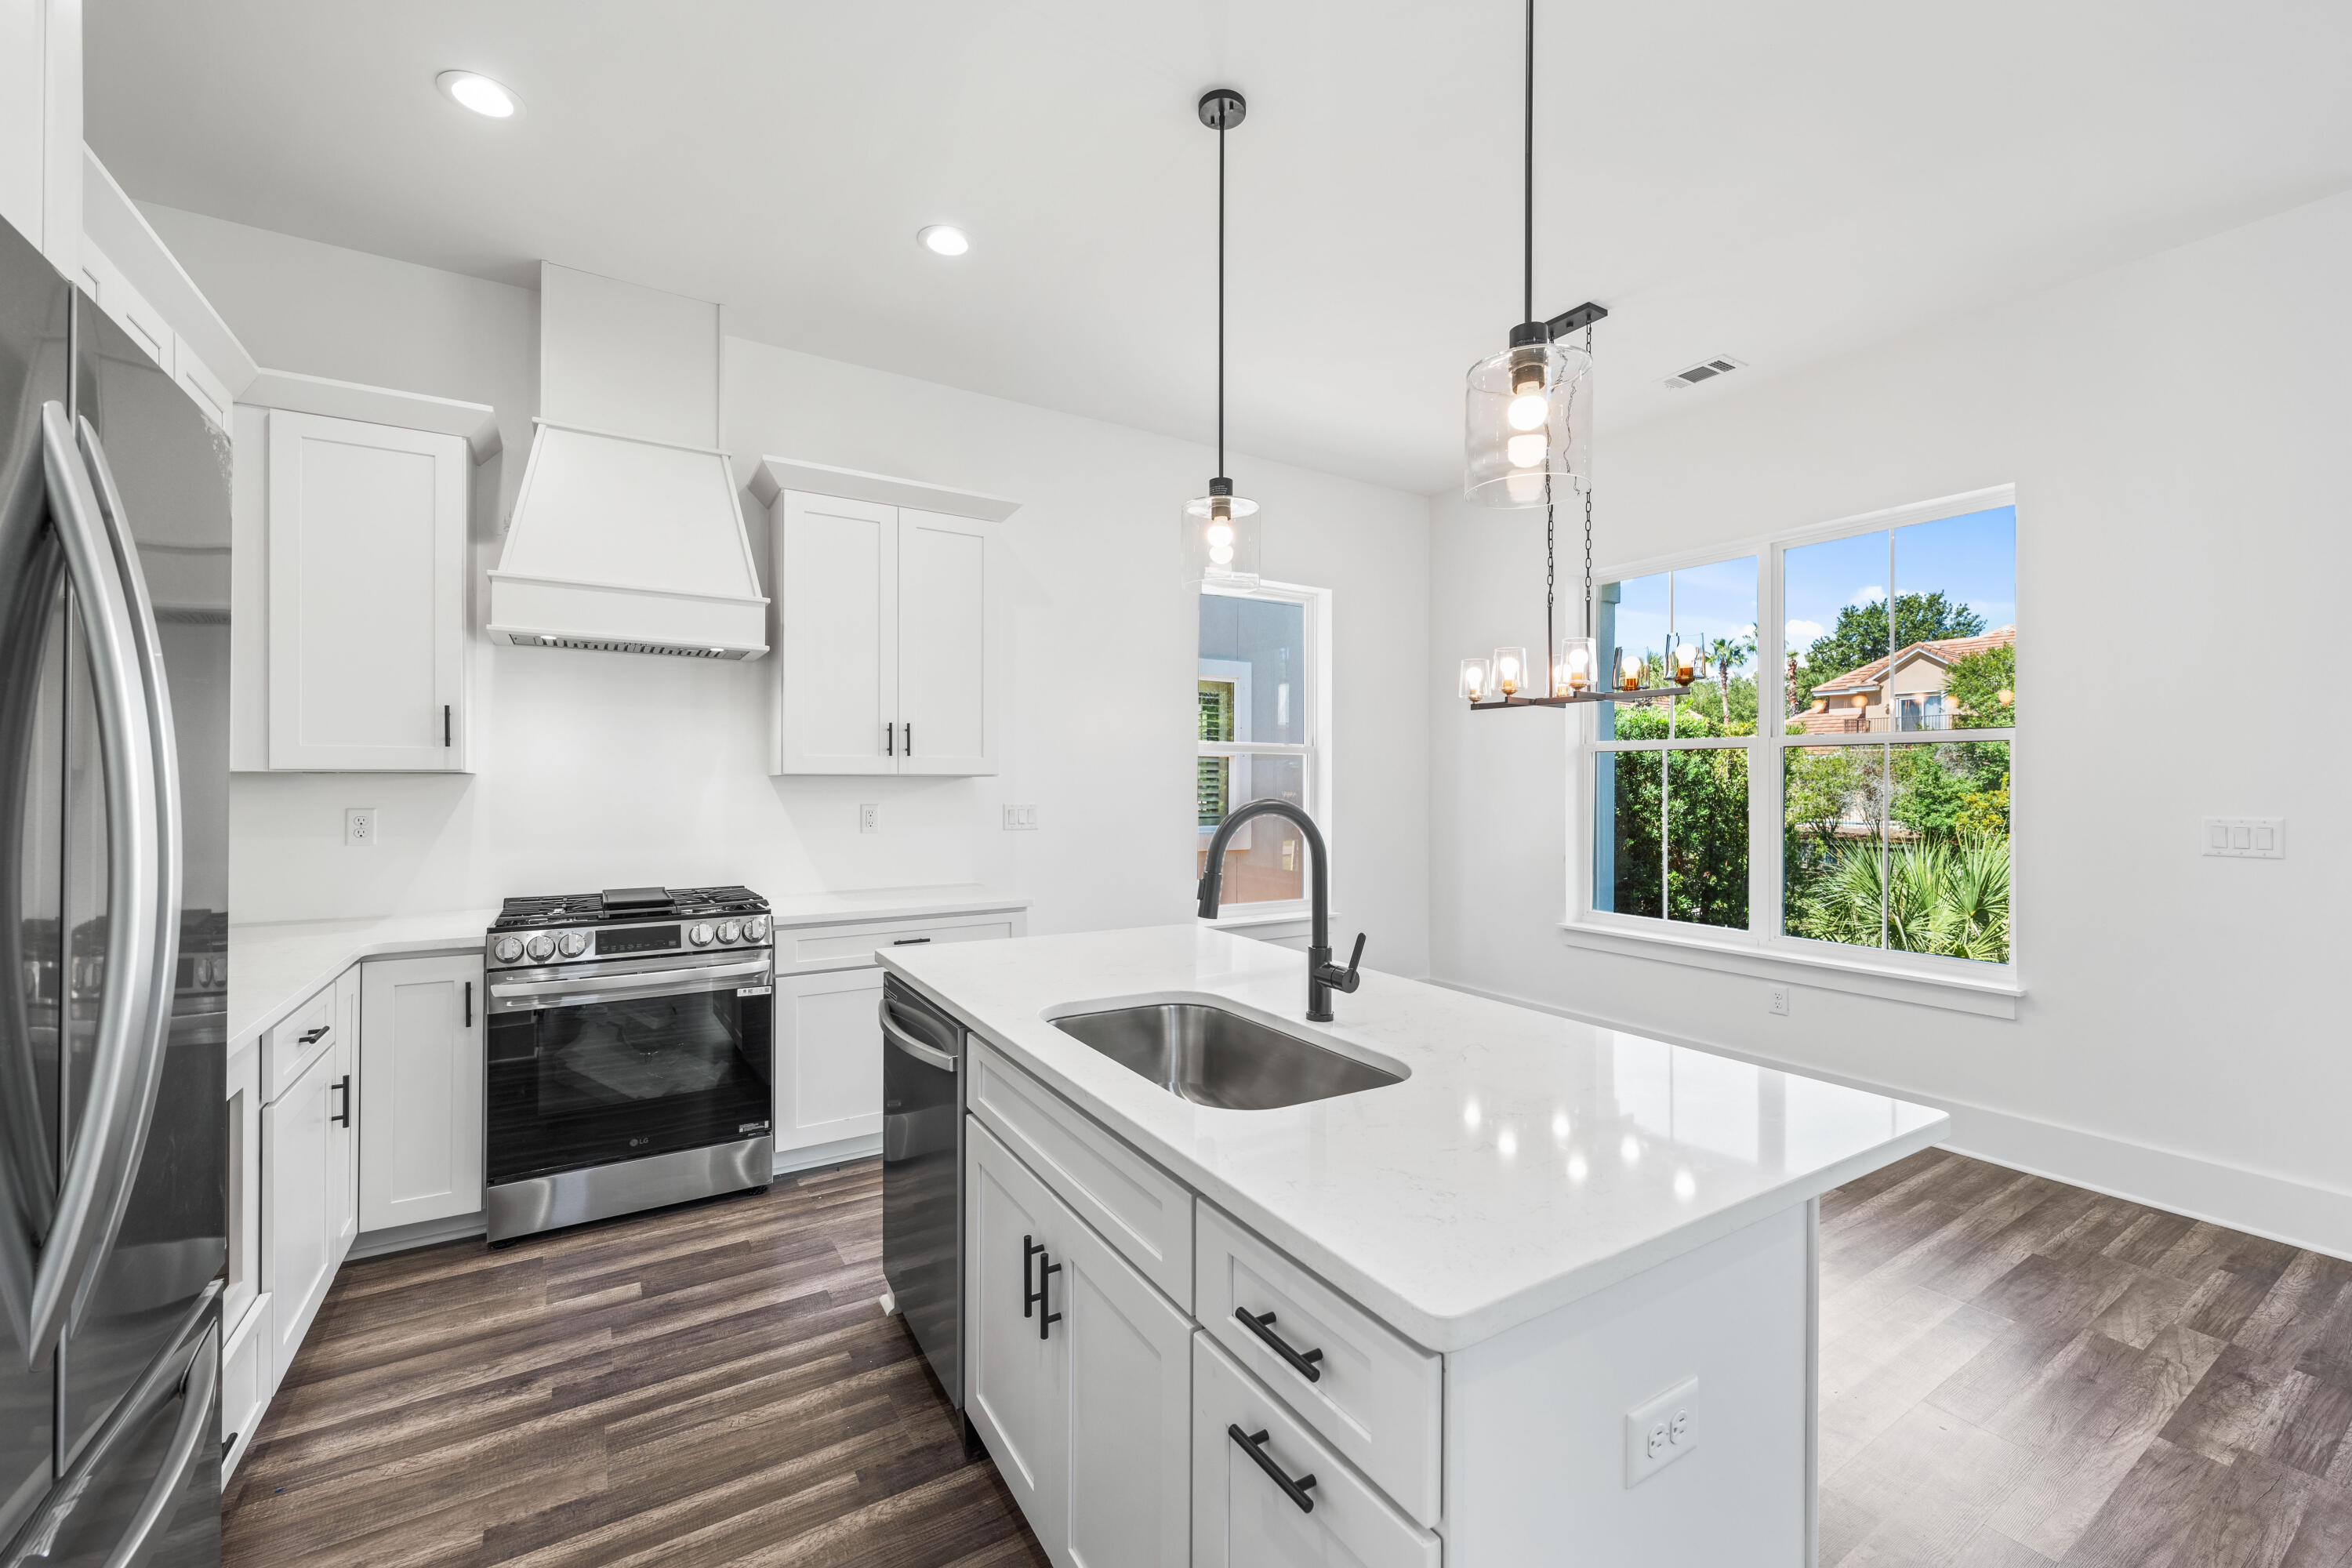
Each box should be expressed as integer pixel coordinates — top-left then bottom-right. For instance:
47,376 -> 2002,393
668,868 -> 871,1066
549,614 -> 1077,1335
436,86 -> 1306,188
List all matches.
969,1040 -> 1193,1307
1198,1202 -> 1443,1528
779,913 -> 1021,975
261,981 -> 338,1105
1194,1332 -> 1441,1568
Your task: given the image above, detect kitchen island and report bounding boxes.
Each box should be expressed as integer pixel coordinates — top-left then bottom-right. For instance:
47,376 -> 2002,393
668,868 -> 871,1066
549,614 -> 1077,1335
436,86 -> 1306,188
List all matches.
882,924 -> 1947,1567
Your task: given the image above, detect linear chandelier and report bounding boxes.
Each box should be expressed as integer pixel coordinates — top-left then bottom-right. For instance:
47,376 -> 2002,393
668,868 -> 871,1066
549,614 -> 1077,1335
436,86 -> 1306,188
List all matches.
1457,0 -> 1693,711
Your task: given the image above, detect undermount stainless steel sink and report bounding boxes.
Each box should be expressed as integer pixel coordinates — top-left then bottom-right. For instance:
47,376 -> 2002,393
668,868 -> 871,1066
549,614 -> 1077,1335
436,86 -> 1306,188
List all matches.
1051,1003 -> 1405,1110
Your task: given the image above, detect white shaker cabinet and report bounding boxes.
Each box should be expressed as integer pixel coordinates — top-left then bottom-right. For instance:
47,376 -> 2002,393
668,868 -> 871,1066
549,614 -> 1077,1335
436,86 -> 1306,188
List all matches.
967,1120 -> 1191,1568
260,409 -> 470,770
0,0 -> 78,273
774,966 -> 887,1154
260,1023 -> 357,1390
358,953 -> 485,1232
768,484 -> 1003,777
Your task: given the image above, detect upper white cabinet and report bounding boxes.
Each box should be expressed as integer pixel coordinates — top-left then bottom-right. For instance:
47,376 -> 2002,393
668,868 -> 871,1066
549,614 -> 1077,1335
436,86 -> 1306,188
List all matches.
358,953 -> 485,1232
1,0 -> 78,274
231,392 -> 492,771
756,458 -> 1017,777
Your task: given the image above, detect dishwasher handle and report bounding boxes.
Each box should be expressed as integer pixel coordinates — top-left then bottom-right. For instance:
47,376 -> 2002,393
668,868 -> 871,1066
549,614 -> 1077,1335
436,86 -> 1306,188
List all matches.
879,1000 -> 958,1073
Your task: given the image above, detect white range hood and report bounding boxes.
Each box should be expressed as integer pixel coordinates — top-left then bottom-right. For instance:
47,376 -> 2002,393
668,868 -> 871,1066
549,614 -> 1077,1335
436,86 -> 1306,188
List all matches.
488,264 -> 768,659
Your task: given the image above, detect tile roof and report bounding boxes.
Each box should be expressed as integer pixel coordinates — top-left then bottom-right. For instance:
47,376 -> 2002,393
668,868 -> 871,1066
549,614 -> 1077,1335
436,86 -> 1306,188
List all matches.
1809,626 -> 2015,696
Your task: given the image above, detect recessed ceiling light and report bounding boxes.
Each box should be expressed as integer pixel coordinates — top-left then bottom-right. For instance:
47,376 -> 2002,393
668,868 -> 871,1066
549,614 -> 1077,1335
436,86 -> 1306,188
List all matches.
437,71 -> 521,119
917,225 -> 971,257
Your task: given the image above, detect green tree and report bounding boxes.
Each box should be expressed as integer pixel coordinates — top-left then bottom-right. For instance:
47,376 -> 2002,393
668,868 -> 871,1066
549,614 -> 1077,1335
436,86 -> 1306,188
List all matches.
1943,641 -> 2016,728
1792,837 -> 2009,962
1790,592 -> 1987,713
1708,631 -> 1755,727
1595,700 -> 1750,929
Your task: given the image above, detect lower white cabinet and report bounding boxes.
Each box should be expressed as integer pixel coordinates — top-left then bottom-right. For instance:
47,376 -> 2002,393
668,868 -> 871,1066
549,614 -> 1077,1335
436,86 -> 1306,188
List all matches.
1193,1333 -> 1441,1568
260,1023 -> 356,1385
358,953 -> 484,1231
774,966 -> 887,1153
967,1119 -> 1191,1568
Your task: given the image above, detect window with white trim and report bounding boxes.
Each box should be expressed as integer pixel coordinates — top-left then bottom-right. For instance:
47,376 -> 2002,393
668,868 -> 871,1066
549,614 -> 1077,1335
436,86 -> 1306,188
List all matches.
1198,583 -> 1323,911
1582,490 -> 2016,975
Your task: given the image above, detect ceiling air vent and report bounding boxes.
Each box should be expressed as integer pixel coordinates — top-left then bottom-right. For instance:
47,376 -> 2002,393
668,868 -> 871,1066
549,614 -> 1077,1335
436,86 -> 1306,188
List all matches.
1665,355 -> 1745,390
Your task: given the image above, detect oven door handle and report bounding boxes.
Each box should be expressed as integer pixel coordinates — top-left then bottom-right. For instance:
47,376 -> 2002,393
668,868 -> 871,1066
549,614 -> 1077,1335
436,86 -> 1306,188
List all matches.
488,957 -> 773,1007
879,1002 -> 958,1073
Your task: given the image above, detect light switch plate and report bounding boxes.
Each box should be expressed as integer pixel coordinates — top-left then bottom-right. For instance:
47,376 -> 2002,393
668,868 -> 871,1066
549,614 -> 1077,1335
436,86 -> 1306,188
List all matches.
2203,816 -> 2283,859
1625,1376 -> 1700,1487
343,808 -> 376,848
1001,804 -> 1038,831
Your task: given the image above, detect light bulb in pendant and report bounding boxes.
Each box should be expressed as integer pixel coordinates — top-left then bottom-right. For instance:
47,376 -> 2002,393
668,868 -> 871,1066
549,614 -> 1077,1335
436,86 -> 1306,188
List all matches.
1209,542 -> 1235,565
1505,432 -> 1547,469
1505,392 -> 1548,431
1207,521 -> 1235,548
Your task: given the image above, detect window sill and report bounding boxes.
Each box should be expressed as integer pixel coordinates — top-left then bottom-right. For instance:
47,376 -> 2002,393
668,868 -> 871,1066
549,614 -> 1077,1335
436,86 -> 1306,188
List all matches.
1208,905 -> 1311,931
1555,918 -> 2020,1018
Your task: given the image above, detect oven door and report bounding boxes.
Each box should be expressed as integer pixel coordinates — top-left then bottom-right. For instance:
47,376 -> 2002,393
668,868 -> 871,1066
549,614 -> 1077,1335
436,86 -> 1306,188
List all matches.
485,953 -> 775,1186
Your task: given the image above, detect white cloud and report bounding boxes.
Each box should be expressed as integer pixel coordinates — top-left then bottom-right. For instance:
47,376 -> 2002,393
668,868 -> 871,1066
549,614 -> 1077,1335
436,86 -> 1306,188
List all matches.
1851,585 -> 1886,605
1786,618 -> 1824,646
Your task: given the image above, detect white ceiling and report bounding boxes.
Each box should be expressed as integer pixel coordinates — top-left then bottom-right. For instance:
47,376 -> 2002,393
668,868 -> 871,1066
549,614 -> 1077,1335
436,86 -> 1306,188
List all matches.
86,0 -> 2352,495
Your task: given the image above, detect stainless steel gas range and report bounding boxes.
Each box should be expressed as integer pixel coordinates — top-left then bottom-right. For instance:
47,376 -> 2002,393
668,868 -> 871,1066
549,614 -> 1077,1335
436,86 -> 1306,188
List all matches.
481,886 -> 776,1243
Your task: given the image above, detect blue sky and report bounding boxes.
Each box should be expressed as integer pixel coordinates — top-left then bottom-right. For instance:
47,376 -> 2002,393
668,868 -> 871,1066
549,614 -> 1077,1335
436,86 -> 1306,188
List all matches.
1604,505 -> 2016,679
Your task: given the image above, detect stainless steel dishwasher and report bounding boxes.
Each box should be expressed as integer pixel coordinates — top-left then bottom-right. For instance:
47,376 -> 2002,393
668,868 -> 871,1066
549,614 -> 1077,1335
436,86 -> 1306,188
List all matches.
880,976 -> 968,1427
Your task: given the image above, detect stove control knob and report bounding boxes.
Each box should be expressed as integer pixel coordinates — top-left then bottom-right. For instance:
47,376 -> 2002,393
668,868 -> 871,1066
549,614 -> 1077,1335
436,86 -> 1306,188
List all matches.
492,936 -> 524,964
688,922 -> 716,947
557,931 -> 589,958
716,920 -> 742,945
743,915 -> 770,943
525,934 -> 556,962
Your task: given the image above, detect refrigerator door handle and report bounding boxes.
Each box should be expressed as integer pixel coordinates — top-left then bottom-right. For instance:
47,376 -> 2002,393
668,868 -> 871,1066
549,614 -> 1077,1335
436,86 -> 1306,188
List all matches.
16,404 -> 171,1368
71,413 -> 184,1333
0,1281 -> 219,1568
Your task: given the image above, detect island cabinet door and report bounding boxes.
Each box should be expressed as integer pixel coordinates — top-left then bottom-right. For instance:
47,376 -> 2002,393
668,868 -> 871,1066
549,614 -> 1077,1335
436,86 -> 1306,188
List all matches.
968,1120 -> 1069,1544
1193,1334 -> 1441,1568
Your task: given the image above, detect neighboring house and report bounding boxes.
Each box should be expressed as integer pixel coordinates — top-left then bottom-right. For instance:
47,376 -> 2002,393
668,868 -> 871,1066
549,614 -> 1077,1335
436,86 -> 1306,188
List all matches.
1792,626 -> 2014,734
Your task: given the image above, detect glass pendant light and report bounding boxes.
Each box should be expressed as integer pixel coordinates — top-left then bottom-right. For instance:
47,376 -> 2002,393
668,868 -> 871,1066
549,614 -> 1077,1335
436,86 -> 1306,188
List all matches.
1184,87 -> 1262,589
1462,0 -> 1595,509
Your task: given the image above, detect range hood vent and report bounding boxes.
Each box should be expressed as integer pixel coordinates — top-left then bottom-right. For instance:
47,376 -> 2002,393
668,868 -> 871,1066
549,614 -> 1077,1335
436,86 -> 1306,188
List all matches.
488,265 -> 768,659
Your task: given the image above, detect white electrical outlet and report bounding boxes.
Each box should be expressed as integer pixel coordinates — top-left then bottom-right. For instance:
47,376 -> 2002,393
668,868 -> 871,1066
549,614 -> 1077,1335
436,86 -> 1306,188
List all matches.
1768,985 -> 1789,1016
858,804 -> 879,834
2203,816 -> 2284,859
344,808 -> 376,848
1625,1376 -> 1700,1487
1001,804 -> 1038,831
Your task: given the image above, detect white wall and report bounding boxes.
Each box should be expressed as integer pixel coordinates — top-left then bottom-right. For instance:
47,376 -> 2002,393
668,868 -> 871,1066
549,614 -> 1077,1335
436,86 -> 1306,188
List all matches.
1431,190 -> 2352,1252
147,205 -> 1432,971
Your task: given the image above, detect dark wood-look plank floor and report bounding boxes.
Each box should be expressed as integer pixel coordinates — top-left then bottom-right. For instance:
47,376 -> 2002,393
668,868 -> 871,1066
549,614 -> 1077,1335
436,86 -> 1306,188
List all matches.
222,1160 -> 1047,1568
1820,1147 -> 2352,1568
228,1149 -> 2352,1568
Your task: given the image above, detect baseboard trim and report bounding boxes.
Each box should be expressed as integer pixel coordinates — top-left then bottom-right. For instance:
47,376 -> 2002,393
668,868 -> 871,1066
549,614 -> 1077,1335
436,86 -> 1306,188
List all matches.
350,1211 -> 486,1261
1429,976 -> 2352,1263
772,1134 -> 883,1177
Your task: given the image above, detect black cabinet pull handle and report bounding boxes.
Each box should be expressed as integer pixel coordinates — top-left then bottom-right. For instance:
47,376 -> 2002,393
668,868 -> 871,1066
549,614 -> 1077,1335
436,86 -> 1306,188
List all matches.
903,722 -> 911,756
1235,1308 -> 1324,1383
886,722 -> 894,756
1228,1425 -> 1316,1514
444,703 -> 452,747
1040,1256 -> 1062,1341
891,936 -> 931,946
463,980 -> 473,1028
1024,1235 -> 1044,1319
298,1025 -> 329,1045
332,1075 -> 351,1128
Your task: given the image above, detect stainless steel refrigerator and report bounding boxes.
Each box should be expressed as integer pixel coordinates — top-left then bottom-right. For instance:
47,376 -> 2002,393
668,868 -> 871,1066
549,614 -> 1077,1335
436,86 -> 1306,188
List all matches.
0,212 -> 229,1567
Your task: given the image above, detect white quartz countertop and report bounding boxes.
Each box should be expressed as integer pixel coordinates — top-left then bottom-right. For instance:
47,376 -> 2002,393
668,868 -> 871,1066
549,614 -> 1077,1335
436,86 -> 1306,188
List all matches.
882,924 -> 1948,1352
228,883 -> 1029,1052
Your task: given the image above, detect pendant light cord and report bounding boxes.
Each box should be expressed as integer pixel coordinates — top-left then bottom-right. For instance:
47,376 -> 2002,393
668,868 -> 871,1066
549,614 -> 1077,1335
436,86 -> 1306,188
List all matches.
1218,112 -> 1226,477
1523,0 -> 1535,325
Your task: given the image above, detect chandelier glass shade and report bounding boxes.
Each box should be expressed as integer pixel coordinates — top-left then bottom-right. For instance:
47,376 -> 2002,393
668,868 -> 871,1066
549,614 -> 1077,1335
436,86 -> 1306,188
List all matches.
1183,481 -> 1261,589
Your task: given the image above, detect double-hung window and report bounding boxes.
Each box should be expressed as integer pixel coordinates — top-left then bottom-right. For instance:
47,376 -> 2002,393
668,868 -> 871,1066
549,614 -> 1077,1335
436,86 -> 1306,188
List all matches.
1197,583 -> 1325,913
1581,487 -> 2017,982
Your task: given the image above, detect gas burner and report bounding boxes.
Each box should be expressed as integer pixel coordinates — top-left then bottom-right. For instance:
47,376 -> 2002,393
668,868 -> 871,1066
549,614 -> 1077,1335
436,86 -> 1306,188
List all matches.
486,884 -> 774,967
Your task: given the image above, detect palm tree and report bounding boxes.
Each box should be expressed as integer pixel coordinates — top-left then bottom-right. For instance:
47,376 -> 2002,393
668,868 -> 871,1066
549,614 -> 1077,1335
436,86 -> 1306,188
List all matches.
1794,834 -> 2009,962
1708,630 -> 1755,724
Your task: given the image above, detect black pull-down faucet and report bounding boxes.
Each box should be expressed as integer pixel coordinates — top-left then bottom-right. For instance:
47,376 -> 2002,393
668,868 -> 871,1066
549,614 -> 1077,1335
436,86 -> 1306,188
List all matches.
1196,800 -> 1365,1022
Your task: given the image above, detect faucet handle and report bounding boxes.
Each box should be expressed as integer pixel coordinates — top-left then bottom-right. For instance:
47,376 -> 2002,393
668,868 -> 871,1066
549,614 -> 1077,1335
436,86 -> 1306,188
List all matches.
1330,932 -> 1366,994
